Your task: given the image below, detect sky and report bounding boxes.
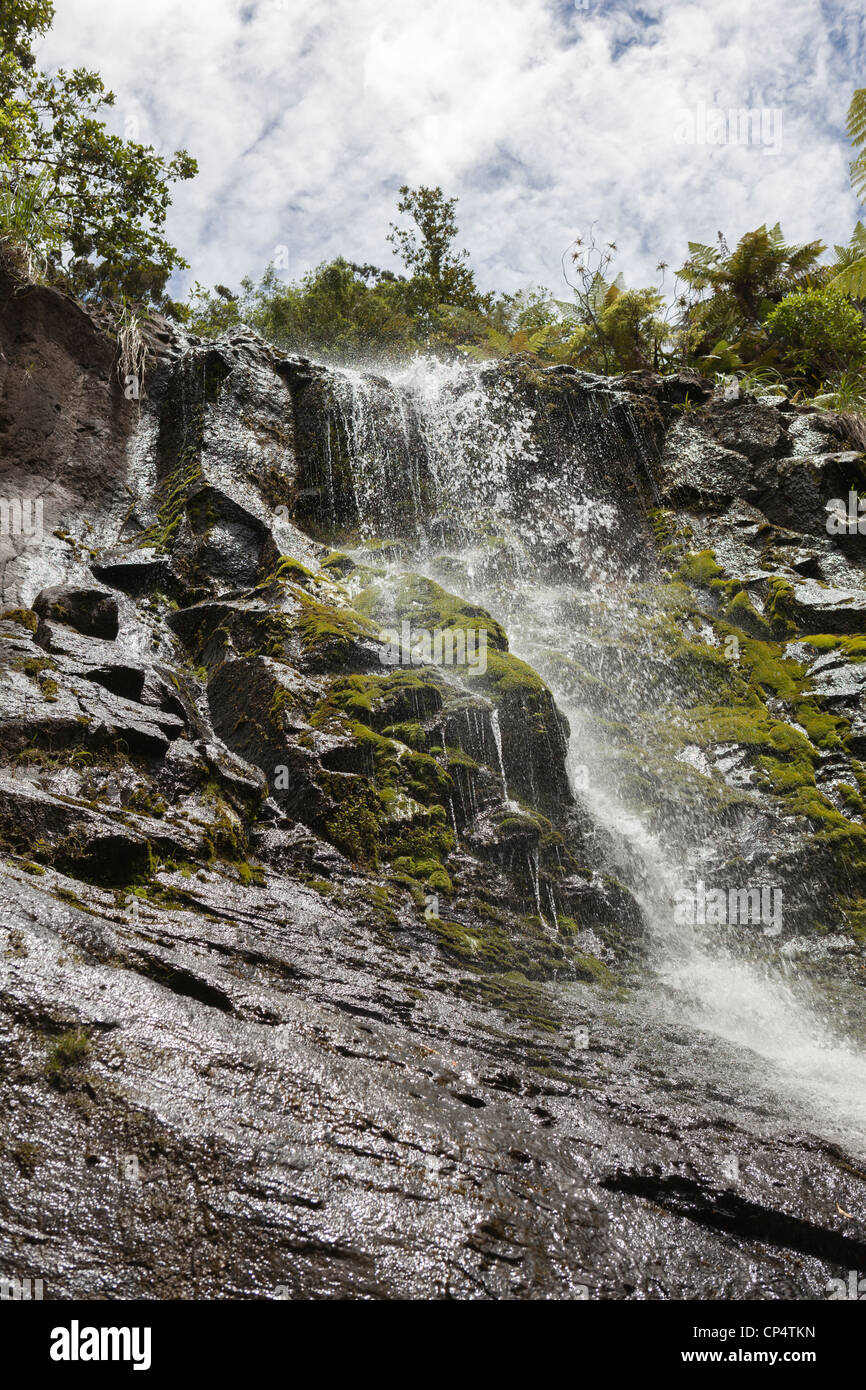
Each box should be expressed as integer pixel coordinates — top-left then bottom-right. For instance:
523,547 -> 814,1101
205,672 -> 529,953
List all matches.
38,0 -> 866,302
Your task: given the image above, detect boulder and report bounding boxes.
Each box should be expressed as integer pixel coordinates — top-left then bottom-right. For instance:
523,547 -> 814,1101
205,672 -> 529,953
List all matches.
32,585 -> 119,639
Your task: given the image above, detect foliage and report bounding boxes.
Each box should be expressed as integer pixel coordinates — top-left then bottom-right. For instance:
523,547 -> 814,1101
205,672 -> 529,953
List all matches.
848,88 -> 866,206
765,287 -> 866,386
0,166 -> 63,280
809,369 -> 866,413
186,259 -> 422,362
676,225 -> 825,368
596,286 -> 667,372
0,0 -> 196,310
826,94 -> 866,298
184,90 -> 866,408
830,220 -> 866,301
442,288 -> 588,364
387,184 -> 490,323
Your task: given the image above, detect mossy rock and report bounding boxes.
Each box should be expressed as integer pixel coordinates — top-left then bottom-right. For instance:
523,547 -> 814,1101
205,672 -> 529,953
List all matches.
724,590 -> 773,639
675,549 -> 725,586
354,572 -> 509,651
0,608 -> 39,633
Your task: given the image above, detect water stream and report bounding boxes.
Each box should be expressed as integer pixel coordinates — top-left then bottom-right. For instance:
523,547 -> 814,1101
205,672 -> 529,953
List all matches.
318,354 -> 866,1154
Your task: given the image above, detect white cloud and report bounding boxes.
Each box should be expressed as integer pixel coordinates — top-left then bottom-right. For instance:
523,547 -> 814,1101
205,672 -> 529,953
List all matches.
37,0 -> 866,301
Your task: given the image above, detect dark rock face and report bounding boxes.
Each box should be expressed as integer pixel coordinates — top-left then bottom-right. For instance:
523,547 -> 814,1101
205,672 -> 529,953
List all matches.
33,585 -> 119,639
2,273 -> 866,1300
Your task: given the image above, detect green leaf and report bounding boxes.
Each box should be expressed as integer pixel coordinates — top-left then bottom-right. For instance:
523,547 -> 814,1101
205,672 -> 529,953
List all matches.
829,255 -> 866,300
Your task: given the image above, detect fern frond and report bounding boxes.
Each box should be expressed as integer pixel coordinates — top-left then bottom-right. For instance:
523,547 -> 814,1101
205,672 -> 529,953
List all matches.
484,328 -> 512,356
846,89 -> 866,144
829,255 -> 866,299
851,152 -> 866,204
586,271 -> 612,315
686,241 -> 718,263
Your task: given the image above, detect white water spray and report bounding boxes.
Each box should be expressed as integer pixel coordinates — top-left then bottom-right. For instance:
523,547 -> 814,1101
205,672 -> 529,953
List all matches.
325,353 -> 866,1153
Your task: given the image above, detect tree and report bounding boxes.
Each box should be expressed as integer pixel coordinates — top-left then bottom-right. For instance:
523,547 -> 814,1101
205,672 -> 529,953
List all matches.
848,87 -> 866,206
829,90 -> 866,299
187,259 -> 421,362
599,287 -> 667,372
677,225 -> 824,367
387,185 -> 489,323
0,0 -> 197,311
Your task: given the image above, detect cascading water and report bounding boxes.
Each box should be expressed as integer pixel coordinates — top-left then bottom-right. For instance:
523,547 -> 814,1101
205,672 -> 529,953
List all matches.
317,353 -> 866,1153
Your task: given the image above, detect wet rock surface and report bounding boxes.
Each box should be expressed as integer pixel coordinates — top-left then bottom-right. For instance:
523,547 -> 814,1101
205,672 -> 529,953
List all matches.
2,275 -> 866,1299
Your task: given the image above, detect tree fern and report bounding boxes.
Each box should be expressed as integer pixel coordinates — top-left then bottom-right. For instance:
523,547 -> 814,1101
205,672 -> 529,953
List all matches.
830,257 -> 866,298
848,88 -> 866,203
829,91 -> 866,297
829,224 -> 866,301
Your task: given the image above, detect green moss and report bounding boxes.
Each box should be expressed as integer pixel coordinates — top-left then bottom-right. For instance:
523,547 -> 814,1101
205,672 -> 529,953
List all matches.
52,886 -> 90,910
497,812 -> 543,840
321,551 -> 357,575
127,786 -> 168,818
766,577 -> 798,637
11,655 -> 58,679
838,897 -> 866,943
381,721 -> 427,751
235,860 -> 265,886
325,783 -> 384,867
137,444 -> 204,554
46,1029 -> 91,1084
463,647 -> 546,699
793,634 -> 866,663
795,700 -> 848,751
387,818 -> 455,864
734,636 -> 805,703
570,951 -> 616,985
268,685 -> 295,728
402,748 -> 452,803
432,914 -> 559,979
724,590 -> 773,639
293,592 -> 379,660
11,1140 -> 42,1176
315,670 -> 447,731
272,556 -> 317,586
0,607 -> 38,633
302,877 -> 335,896
354,572 -> 509,650
675,549 -> 725,586
392,855 -> 452,890
450,970 -> 561,1033
442,745 -> 479,769
15,859 -> 46,876
838,783 -> 866,817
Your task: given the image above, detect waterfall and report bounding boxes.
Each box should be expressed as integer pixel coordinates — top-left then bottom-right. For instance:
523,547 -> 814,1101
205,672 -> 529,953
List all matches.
317,352 -> 866,1153
315,354 -> 641,572
489,707 -> 520,813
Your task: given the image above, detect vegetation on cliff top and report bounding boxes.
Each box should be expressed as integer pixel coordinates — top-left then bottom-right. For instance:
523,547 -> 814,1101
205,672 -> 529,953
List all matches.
0,1 -> 196,312
4,3 -> 866,421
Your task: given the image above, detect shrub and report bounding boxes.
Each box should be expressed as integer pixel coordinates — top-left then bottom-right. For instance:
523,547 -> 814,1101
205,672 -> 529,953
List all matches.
765,287 -> 866,385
